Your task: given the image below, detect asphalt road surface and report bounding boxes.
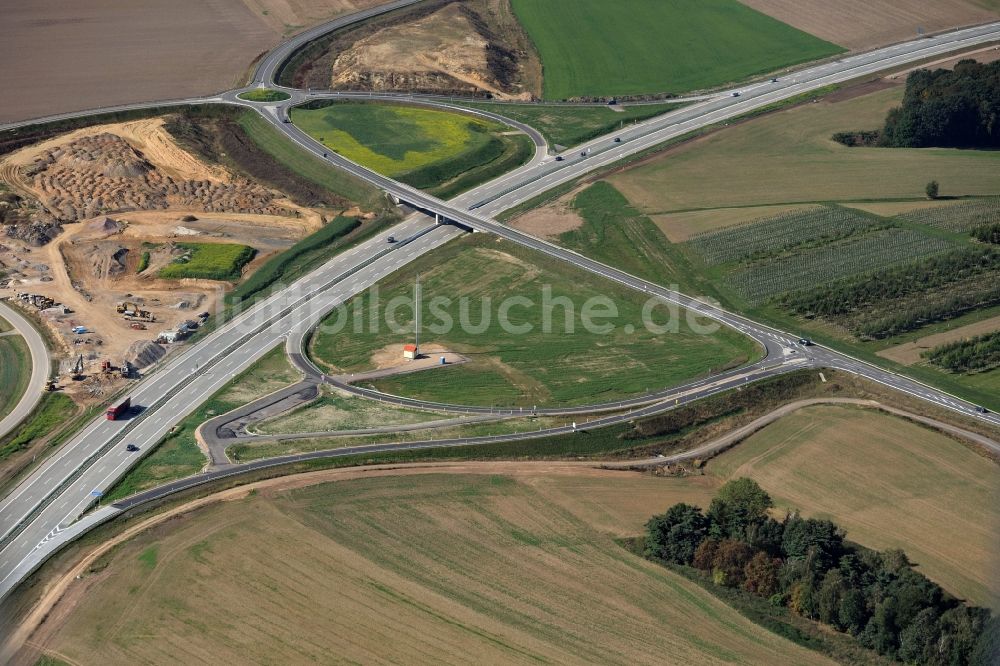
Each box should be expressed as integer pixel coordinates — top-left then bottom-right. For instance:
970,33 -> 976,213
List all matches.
0,5 -> 999,606
0,301 -> 50,441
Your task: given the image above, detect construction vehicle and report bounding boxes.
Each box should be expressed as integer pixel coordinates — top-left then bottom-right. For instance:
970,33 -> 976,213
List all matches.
100,359 -> 114,374
122,310 -> 155,322
116,301 -> 137,314
130,322 -> 146,330
106,396 -> 131,420
70,354 -> 85,380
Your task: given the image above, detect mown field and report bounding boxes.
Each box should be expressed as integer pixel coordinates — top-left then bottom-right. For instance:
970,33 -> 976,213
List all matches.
610,86 -> 1000,212
158,242 -> 256,281
36,472 -> 834,665
104,345 -> 301,501
0,331 -> 29,423
509,0 -> 842,99
291,102 -> 532,197
309,233 -> 759,407
455,101 -> 684,148
708,404 -> 1000,610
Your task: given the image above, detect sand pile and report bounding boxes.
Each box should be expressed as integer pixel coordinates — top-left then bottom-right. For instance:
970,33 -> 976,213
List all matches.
22,133 -> 296,222
125,339 -> 166,368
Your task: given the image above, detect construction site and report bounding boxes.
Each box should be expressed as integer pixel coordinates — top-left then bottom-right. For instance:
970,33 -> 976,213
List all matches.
0,117 -> 338,405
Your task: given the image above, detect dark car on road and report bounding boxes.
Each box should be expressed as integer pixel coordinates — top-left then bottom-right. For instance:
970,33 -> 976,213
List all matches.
125,444 -> 140,452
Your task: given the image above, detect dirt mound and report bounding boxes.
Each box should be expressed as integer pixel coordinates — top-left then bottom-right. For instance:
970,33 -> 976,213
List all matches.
299,0 -> 540,99
20,133 -> 296,223
89,216 -> 125,234
124,339 -> 166,368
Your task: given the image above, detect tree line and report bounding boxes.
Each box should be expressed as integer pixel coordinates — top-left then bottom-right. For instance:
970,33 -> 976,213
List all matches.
925,330 -> 1000,374
644,479 -> 994,664
834,60 -> 1000,148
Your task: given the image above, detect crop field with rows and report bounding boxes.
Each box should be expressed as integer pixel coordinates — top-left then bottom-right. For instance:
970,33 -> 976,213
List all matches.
687,205 -> 885,266
725,228 -> 953,305
898,197 -> 1000,232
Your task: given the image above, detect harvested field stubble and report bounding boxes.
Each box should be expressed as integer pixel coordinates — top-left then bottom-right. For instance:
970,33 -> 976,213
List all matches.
31,473 -> 831,665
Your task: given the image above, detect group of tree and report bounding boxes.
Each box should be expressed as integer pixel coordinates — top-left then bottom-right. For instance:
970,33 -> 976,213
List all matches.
834,60 -> 1000,148
925,330 -> 1000,374
644,478 -> 994,664
972,222 -> 1000,245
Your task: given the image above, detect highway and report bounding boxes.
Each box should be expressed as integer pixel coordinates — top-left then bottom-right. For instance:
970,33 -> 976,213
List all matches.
0,301 -> 50,441
0,2 -> 998,611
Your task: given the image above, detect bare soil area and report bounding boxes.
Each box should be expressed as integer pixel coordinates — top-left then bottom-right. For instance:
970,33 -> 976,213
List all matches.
877,314 -> 1000,365
240,0 -> 387,34
0,119 -> 324,401
293,0 -> 542,99
0,0 -> 277,124
741,0 -> 998,51
509,187 -> 585,239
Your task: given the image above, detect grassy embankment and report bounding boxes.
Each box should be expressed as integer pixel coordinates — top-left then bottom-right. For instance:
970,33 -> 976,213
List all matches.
308,233 -> 759,408
509,0 -> 843,99
512,84 -> 1000,409
453,101 -> 685,148
0,329 -> 30,422
291,101 -> 533,198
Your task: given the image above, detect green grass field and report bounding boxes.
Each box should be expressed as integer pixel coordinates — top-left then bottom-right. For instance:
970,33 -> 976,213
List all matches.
610,86 -> 1000,212
0,333 -> 30,423
158,242 -> 256,281
236,89 -> 291,102
509,0 -> 842,99
291,102 -> 532,195
237,111 -> 384,209
455,101 -> 684,148
309,234 -> 758,407
709,404 -> 1000,610
41,473 -> 828,664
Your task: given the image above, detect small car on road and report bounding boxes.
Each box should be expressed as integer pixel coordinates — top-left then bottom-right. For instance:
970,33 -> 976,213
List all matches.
125,444 -> 140,452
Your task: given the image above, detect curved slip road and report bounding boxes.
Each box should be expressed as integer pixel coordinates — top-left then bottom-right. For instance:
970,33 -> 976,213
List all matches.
1,3 -> 999,607
0,301 -> 50,440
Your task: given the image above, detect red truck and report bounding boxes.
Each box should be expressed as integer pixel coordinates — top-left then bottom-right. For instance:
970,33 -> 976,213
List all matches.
106,397 -> 131,420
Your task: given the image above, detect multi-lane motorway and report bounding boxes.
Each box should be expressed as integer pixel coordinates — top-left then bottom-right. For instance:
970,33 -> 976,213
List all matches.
1,3 -> 999,610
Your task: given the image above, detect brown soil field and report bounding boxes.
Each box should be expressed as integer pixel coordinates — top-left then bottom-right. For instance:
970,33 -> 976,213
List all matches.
0,0 -> 276,124
877,314 -> 1000,365
14,467 -> 835,666
0,119 -> 324,394
0,0 -> 397,124
240,0 -> 387,35
709,404 -> 1000,610
293,0 -> 542,99
509,186 -> 585,239
740,0 -> 998,51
